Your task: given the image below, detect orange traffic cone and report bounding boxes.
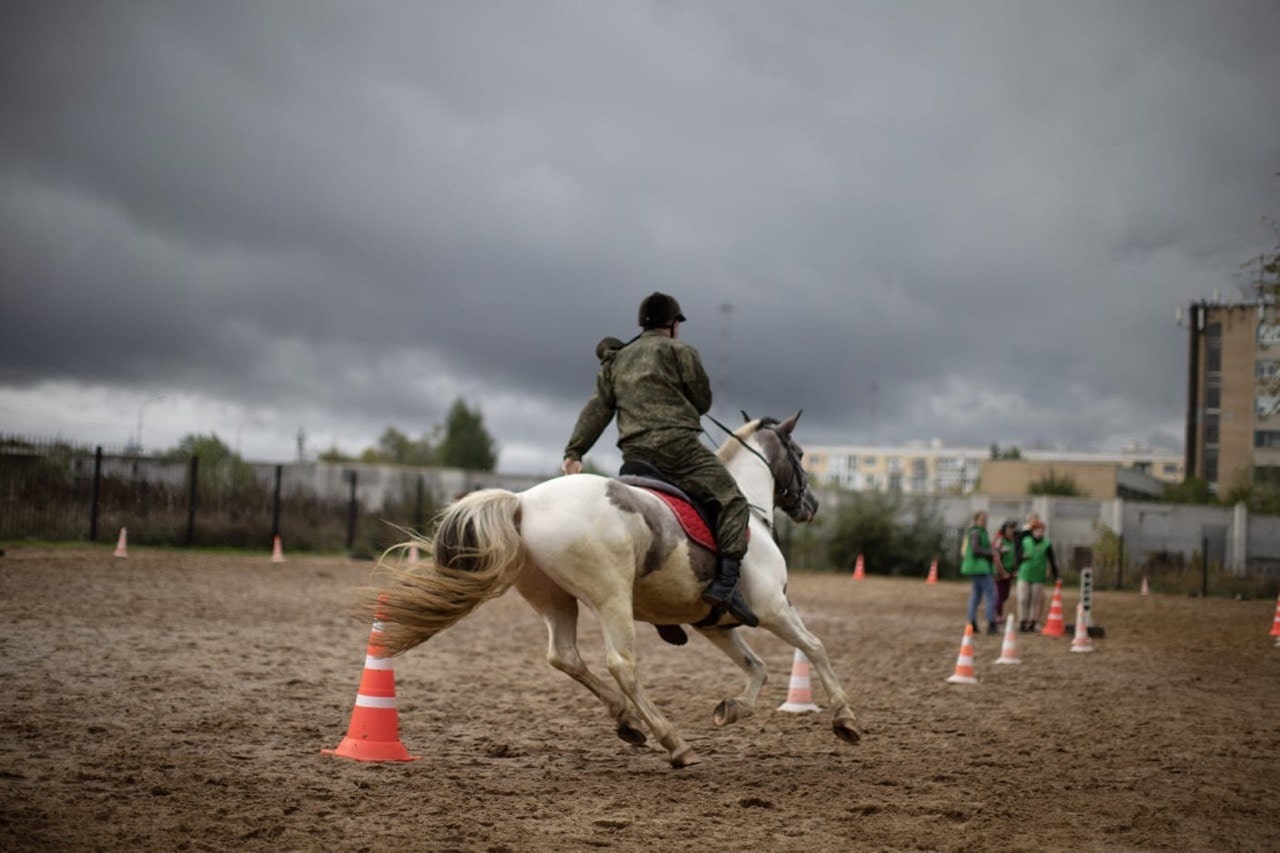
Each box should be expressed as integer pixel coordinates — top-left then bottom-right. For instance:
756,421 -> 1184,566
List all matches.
1141,576 -> 1150,595
1070,603 -> 1095,653
1269,592 -> 1280,638
926,559 -> 938,585
852,553 -> 866,580
113,527 -> 129,558
993,614 -> 1021,665
271,535 -> 286,563
323,615 -> 419,762
1040,580 -> 1066,637
777,649 -> 822,713
946,624 -> 979,684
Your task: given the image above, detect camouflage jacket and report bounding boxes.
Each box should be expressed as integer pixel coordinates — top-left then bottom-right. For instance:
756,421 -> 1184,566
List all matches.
564,330 -> 713,461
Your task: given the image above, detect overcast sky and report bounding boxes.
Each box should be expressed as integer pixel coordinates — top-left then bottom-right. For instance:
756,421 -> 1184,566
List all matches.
3,1 -> 1279,474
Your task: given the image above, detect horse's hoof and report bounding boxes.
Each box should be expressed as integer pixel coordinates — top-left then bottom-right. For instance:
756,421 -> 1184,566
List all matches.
713,698 -> 749,727
616,723 -> 647,746
713,699 -> 737,726
670,747 -> 702,768
832,718 -> 861,744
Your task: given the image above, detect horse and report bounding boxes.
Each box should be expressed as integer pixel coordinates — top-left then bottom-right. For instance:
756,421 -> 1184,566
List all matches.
360,411 -> 860,767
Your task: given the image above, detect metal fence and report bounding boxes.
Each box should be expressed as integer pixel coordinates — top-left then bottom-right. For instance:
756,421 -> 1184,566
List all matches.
0,436 -> 538,555
4,434 -> 1279,596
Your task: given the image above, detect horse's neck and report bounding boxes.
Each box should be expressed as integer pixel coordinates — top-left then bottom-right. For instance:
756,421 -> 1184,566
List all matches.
724,445 -> 774,514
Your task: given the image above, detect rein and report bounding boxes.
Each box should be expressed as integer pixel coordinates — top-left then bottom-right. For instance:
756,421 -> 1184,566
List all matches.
703,413 -> 810,528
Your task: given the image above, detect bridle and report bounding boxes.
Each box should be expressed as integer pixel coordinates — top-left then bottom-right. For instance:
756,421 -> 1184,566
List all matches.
704,414 -> 814,525
763,422 -> 811,519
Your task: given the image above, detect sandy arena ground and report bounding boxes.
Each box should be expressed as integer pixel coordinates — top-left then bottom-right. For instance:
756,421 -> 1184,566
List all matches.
1,546 -> 1277,852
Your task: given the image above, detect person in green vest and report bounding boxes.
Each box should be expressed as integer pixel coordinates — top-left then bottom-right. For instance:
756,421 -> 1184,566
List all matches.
1017,519 -> 1060,632
993,519 -> 1019,620
960,510 -> 999,635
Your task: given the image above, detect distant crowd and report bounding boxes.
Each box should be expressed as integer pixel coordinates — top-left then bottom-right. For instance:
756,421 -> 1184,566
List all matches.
959,511 -> 1059,635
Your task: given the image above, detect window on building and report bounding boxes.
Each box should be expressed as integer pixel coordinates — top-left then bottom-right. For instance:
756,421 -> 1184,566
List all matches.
1162,464 -> 1179,475
863,456 -> 877,466
1256,431 -> 1280,448
1259,361 -> 1280,381
1206,323 -> 1222,373
1204,448 -> 1218,483
1204,413 -> 1219,445
1206,384 -> 1221,410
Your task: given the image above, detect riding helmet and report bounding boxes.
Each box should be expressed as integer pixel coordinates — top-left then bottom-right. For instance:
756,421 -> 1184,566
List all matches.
638,292 -> 686,328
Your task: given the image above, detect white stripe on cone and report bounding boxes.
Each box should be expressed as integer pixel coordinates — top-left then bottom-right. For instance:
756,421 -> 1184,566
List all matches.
777,649 -> 822,713
993,614 -> 1022,665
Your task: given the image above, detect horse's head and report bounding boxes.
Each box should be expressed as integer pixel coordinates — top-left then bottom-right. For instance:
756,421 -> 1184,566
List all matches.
752,411 -> 818,523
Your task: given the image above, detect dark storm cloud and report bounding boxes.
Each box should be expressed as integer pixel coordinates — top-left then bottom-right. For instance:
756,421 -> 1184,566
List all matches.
2,1 -> 1279,470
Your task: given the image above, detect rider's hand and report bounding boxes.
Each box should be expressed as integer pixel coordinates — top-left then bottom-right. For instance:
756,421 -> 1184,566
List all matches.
562,457 -> 583,475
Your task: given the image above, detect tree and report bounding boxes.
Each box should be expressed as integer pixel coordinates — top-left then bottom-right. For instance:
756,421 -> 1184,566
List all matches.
1161,476 -> 1216,505
1028,469 -> 1082,496
990,443 -> 1022,460
826,490 -> 947,577
435,398 -> 498,471
164,433 -> 256,493
367,426 -> 434,466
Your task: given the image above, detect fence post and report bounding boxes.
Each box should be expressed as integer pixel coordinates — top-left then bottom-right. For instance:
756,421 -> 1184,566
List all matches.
185,456 -> 198,546
89,446 -> 103,542
345,470 -> 358,551
271,464 -> 283,542
414,475 -> 426,534
1117,535 -> 1125,590
1201,533 -> 1209,597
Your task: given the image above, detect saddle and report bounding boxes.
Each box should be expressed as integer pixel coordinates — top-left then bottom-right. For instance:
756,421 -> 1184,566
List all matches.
618,460 -> 718,552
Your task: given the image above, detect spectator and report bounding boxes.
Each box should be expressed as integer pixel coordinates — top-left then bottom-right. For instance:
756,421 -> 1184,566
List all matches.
1017,519 -> 1060,632
992,519 -> 1019,618
960,510 -> 999,635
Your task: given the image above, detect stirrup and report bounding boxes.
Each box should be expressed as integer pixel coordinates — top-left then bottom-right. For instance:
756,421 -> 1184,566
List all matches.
702,588 -> 758,628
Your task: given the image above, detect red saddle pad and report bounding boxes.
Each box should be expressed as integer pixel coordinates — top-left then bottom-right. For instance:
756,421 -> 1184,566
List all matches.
642,488 -> 716,553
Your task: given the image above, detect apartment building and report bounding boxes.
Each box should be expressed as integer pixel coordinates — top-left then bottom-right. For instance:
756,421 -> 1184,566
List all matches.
1185,299 -> 1280,492
804,440 -> 1182,496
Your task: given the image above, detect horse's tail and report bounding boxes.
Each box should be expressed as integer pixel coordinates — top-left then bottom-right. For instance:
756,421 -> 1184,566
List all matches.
357,488 -> 527,657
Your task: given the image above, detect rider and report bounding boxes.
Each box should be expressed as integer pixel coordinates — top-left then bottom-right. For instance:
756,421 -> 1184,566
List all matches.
561,292 -> 757,627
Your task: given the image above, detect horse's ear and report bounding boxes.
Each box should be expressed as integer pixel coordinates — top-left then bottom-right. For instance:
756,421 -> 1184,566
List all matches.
741,410 -> 751,423
778,410 -> 803,435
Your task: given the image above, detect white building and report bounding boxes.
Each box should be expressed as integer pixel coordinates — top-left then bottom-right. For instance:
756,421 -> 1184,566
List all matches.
803,439 -> 1183,495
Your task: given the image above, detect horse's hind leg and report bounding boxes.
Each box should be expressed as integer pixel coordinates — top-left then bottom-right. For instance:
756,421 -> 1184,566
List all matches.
515,570 -> 647,746
694,627 -> 768,727
766,605 -> 861,744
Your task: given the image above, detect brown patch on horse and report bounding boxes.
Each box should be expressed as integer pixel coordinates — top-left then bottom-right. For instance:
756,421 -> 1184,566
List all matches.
605,480 -> 686,577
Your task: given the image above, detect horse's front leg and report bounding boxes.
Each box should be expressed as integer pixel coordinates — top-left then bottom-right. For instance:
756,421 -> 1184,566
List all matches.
693,626 -> 768,727
766,604 -> 861,744
595,601 -> 699,768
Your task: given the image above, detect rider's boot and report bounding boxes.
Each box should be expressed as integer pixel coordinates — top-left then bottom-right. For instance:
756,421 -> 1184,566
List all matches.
702,556 -> 759,627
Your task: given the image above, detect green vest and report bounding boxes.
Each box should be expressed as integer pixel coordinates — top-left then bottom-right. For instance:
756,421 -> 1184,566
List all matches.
960,526 -> 992,576
1018,536 -> 1053,584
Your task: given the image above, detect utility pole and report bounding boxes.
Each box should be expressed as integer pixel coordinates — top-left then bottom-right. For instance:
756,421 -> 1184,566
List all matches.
868,380 -> 879,441
718,302 -> 733,416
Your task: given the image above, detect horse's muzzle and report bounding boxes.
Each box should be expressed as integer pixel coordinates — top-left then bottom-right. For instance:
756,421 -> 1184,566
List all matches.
789,491 -> 819,523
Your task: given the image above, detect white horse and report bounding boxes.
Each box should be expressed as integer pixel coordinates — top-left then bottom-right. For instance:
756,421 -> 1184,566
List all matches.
362,412 -> 860,767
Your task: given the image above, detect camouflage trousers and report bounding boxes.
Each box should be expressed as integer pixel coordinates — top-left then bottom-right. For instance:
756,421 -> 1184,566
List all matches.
622,429 -> 750,561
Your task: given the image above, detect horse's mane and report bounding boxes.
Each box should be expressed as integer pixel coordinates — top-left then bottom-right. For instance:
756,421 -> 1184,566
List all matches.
716,417 -> 777,463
